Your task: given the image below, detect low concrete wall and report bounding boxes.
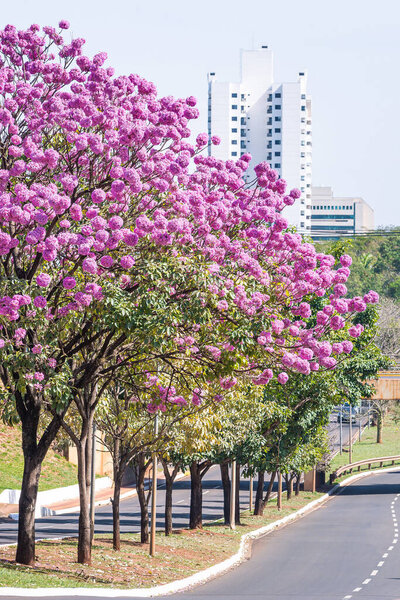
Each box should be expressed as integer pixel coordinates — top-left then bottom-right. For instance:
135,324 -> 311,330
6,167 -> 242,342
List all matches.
0,476 -> 112,518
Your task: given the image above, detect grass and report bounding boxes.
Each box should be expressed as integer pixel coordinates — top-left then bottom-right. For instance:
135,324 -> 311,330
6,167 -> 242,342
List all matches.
0,422 -> 78,493
0,491 -> 323,589
329,414 -> 400,477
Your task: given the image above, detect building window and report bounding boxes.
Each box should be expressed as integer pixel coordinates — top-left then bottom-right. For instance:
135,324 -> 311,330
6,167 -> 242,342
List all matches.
301,176 -> 305,181
275,128 -> 281,133
241,141 -> 246,149
232,116 -> 238,121
232,104 -> 238,109
231,151 -> 237,156
300,222 -> 305,228
241,94 -> 246,100
241,130 -> 246,137
301,211 -> 305,216
275,104 -> 281,109
275,116 -> 281,122
274,163 -> 281,168
267,94 -> 272,101
275,92 -> 281,98
275,151 -> 281,156
231,128 -> 237,133
232,140 -> 237,145
275,140 -> 281,145
240,117 -> 246,125
301,94 -> 306,99
301,105 -> 306,111
231,93 -> 238,98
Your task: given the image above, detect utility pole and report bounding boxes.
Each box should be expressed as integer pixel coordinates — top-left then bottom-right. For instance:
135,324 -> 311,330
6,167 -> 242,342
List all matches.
349,409 -> 353,464
277,472 -> 282,511
249,471 -> 253,511
339,405 -> 343,454
358,408 -> 362,442
230,459 -> 236,529
368,401 -> 371,429
149,413 -> 159,556
89,419 -> 96,543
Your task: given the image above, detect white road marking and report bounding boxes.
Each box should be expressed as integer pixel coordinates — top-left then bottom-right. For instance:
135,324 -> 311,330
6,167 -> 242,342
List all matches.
370,570 -> 378,576
393,538 -> 398,543
362,578 -> 371,585
378,561 -> 384,567
176,499 -> 184,504
203,491 -> 209,495
343,596 -> 352,599
388,546 -> 394,551
383,553 -> 388,558
353,587 -> 362,592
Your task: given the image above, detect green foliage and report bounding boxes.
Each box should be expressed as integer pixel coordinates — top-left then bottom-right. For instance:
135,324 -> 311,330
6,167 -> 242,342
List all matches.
318,230 -> 400,301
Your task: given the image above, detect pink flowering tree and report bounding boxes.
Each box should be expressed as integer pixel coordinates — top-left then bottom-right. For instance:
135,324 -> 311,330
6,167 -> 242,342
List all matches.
0,22 -> 379,565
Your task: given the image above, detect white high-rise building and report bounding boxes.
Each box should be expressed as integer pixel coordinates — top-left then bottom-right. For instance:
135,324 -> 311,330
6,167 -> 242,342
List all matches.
207,46 -> 312,232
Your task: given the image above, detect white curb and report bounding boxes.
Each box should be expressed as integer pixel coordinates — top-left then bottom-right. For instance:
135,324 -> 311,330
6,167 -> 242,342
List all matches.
0,465 -> 399,597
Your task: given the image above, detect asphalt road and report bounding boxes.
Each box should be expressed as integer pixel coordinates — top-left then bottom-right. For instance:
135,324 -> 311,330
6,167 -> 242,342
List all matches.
0,465 -> 270,546
1,469 -> 396,600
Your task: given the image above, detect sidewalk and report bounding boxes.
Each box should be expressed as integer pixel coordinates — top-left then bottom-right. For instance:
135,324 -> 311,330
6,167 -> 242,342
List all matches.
0,469 -> 189,520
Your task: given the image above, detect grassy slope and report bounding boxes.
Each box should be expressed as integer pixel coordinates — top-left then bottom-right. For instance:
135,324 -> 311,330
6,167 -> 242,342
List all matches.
0,422 -> 78,493
330,415 -> 400,474
0,491 -> 322,588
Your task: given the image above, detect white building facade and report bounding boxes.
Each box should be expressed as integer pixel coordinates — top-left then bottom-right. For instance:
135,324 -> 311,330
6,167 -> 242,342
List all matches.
311,186 -> 374,239
207,47 -> 312,233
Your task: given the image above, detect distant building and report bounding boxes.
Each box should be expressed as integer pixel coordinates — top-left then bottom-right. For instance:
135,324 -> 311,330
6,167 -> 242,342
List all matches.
311,186 -> 374,239
207,46 -> 312,233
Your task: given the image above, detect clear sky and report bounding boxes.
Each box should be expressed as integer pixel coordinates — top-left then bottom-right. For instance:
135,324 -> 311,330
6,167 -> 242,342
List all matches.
2,0 -> 400,227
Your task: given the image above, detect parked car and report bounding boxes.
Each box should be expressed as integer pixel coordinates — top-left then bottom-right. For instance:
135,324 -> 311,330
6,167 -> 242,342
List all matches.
337,406 -> 357,424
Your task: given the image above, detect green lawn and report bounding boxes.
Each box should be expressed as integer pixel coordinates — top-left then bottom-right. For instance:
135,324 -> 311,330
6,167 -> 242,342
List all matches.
329,415 -> 400,476
0,423 -> 78,493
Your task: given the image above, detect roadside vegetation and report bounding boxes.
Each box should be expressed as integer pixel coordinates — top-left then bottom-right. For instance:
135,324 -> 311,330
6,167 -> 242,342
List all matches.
329,413 -> 400,477
0,491 -> 322,589
0,423 -> 77,493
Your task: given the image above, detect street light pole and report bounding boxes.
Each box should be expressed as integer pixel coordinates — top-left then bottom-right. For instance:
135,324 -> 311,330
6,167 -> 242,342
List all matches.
249,471 -> 253,511
230,459 -> 236,530
339,405 -> 343,454
349,409 -> 353,464
368,401 -> 371,429
89,419 -> 96,543
277,471 -> 282,511
149,413 -> 159,556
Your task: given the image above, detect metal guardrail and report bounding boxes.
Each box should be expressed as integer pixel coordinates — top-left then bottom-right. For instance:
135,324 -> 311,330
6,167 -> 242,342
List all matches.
329,455 -> 400,484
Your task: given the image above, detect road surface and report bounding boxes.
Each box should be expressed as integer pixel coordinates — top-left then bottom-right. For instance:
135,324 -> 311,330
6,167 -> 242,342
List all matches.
1,469 -> 399,600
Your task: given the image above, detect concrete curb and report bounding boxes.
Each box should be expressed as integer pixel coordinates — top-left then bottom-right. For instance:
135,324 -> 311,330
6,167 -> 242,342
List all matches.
1,466 -> 399,597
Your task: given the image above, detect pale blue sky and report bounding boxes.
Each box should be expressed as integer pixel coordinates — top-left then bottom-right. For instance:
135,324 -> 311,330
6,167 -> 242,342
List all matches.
3,0 -> 400,226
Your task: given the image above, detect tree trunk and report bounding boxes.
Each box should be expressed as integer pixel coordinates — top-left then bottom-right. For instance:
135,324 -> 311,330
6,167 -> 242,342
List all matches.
220,462 -> 230,525
15,454 -> 41,565
136,453 -> 150,543
112,469 -> 123,551
286,476 -> 293,500
15,390 -> 64,566
189,462 -> 203,529
77,436 -> 92,565
377,414 -> 383,443
235,462 -> 241,525
161,458 -> 180,536
254,471 -> 265,516
263,470 -> 277,504
295,473 -> 301,496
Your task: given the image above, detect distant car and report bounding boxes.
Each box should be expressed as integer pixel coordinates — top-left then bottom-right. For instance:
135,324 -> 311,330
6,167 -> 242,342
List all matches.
337,407 -> 357,424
